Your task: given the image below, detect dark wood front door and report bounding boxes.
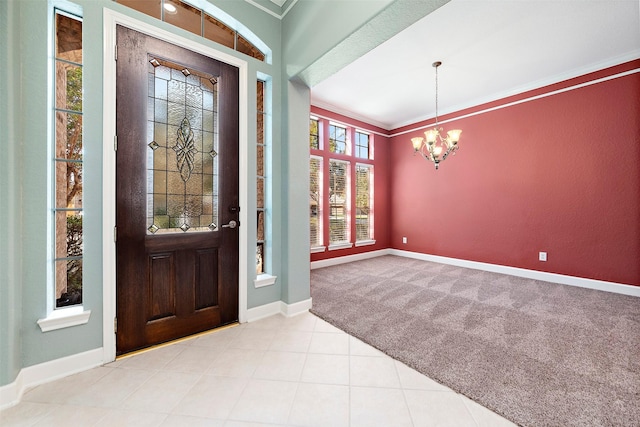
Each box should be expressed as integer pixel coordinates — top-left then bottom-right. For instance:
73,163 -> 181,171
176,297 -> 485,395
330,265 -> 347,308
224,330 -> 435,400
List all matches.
115,26 -> 239,355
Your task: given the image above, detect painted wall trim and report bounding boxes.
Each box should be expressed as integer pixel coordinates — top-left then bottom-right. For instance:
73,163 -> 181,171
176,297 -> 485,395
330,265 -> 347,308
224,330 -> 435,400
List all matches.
246,298 -> 313,322
391,67 -> 640,137
254,273 -> 277,288
310,248 -> 639,297
242,0 -> 299,20
311,109 -> 390,137
391,249 -> 640,297
37,308 -> 91,332
102,9 -> 250,363
0,348 -> 103,410
311,249 -> 392,270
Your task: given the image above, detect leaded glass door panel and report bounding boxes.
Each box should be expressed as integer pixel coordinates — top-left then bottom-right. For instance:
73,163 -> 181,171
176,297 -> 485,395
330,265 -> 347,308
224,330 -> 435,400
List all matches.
115,26 -> 239,355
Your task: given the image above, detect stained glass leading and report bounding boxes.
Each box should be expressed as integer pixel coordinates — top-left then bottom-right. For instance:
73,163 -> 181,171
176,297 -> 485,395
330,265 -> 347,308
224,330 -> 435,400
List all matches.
146,56 -> 219,234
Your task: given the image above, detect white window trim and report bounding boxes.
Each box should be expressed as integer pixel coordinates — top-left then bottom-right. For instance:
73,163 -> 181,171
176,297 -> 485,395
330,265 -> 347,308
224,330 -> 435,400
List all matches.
38,306 -> 91,332
310,246 -> 326,253
355,239 -> 376,247
328,242 -> 353,251
254,273 -> 277,288
45,2 -> 87,328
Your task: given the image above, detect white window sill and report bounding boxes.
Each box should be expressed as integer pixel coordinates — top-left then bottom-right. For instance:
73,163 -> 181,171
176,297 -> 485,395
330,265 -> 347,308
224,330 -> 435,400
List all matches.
355,239 -> 376,247
254,273 -> 277,288
328,242 -> 354,251
37,306 -> 91,332
310,246 -> 326,254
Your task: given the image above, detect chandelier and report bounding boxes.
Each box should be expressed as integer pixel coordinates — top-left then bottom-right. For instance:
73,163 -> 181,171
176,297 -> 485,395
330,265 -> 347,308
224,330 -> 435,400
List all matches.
411,61 -> 462,170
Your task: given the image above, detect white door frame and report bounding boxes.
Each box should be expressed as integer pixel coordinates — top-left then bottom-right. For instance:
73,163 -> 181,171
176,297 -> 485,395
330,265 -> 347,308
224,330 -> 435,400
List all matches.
102,9 -> 249,363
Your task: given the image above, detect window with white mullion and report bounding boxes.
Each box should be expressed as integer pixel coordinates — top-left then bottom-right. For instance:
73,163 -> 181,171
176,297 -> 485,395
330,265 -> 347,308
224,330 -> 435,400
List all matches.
256,79 -> 267,274
355,163 -> 373,242
309,156 -> 323,248
329,159 -> 350,245
329,123 -> 347,155
53,9 -> 84,308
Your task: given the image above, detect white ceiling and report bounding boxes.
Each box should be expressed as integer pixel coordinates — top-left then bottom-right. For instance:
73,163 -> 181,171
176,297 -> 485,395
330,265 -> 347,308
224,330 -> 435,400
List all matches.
310,0 -> 640,130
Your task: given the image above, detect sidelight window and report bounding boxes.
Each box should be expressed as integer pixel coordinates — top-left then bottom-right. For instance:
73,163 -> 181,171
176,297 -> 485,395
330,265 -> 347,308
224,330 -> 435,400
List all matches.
53,10 -> 84,308
257,79 -> 266,274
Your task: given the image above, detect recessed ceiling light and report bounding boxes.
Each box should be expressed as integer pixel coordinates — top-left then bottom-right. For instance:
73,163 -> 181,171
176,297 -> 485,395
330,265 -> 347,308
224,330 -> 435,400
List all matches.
163,3 -> 177,14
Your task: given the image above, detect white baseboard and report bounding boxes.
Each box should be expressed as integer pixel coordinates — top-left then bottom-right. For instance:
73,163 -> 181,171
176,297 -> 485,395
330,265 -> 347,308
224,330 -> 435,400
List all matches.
0,347 -> 103,410
280,298 -> 313,317
246,297 -> 314,322
310,249 -> 392,270
390,249 -> 640,297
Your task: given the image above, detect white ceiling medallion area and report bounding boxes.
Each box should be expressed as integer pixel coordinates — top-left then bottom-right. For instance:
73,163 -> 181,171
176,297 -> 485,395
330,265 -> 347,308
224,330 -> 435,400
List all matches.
310,0 -> 640,131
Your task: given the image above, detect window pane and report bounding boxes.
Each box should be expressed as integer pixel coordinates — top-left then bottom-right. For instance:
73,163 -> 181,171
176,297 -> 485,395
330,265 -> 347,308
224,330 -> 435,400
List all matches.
55,212 -> 83,258
356,165 -> 372,241
310,158 -> 322,247
329,124 -> 346,154
56,13 -> 82,62
355,131 -> 370,159
164,0 -> 202,36
115,0 -> 161,19
256,243 -> 264,275
203,13 -> 235,49
257,177 -> 264,209
309,118 -> 319,150
329,160 -> 349,243
55,161 -> 83,209
56,111 -> 83,160
56,62 -> 82,111
237,34 -> 265,61
56,259 -> 83,307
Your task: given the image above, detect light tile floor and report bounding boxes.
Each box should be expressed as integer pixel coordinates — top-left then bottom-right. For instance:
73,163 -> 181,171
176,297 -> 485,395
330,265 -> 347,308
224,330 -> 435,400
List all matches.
1,313 -> 516,427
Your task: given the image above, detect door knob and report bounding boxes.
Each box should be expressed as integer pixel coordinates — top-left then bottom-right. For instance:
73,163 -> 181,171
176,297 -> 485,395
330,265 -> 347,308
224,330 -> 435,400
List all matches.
221,220 -> 238,229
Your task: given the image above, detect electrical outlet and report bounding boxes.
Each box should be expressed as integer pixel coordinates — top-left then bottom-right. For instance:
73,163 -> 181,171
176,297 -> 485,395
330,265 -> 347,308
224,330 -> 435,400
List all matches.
539,251 -> 547,262
402,237 -> 407,244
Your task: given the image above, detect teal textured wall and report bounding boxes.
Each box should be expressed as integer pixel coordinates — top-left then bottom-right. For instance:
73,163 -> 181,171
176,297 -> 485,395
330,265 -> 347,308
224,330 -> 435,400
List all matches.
0,0 -> 24,387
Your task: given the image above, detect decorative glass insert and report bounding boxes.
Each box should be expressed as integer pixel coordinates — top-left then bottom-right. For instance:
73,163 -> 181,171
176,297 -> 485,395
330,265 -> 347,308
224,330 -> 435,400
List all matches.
146,56 -> 219,234
329,160 -> 349,243
309,157 -> 322,247
256,80 -> 266,274
355,130 -> 371,159
309,117 -> 319,150
54,11 -> 84,308
115,0 -> 266,62
355,164 -> 373,241
329,124 -> 347,154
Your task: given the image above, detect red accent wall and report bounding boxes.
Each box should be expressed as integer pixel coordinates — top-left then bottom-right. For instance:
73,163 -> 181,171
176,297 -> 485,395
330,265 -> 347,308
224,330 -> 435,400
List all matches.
310,107 -> 391,261
390,61 -> 640,286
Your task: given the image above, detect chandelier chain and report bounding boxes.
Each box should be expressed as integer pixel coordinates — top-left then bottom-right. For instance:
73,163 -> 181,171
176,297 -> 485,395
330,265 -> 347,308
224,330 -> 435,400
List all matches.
434,64 -> 439,125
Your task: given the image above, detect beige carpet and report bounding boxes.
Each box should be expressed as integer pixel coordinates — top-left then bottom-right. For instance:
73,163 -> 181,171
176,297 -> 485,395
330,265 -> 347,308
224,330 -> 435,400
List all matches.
310,255 -> 640,427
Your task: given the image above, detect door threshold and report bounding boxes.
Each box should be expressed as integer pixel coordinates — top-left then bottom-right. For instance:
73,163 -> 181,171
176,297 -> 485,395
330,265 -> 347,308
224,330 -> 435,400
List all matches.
116,322 -> 240,360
